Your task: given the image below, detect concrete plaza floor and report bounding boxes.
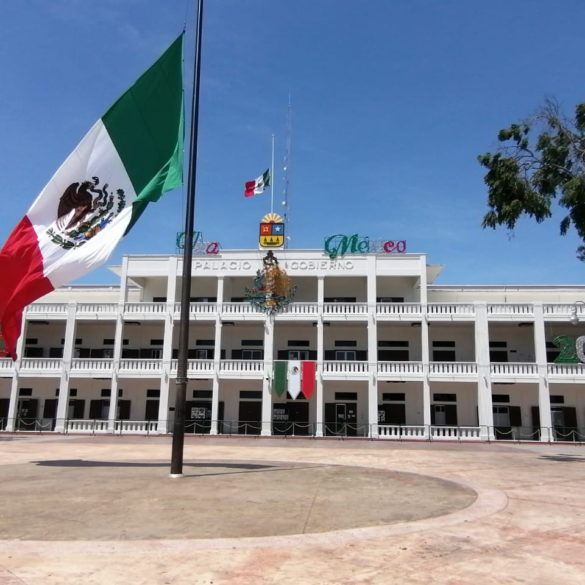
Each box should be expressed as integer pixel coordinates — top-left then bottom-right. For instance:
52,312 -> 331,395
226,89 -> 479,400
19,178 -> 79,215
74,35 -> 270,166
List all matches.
0,435 -> 584,584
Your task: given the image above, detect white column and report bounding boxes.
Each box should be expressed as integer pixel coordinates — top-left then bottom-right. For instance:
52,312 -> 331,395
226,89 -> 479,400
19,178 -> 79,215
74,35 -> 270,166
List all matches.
475,302 -> 494,440
106,303 -> 125,432
158,256 -> 178,433
5,317 -> 27,431
419,257 -> 431,436
315,276 -> 325,436
367,256 -> 378,437
534,303 -> 553,441
55,302 -> 77,432
118,256 -> 130,304
261,315 -> 274,435
210,277 -> 224,435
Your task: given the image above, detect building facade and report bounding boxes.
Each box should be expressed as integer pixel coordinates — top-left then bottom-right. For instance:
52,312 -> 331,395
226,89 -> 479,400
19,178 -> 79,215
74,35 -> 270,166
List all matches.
1,249 -> 585,442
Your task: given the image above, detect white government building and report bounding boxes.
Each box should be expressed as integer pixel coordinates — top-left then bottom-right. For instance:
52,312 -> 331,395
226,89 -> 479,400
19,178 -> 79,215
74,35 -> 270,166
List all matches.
1,246 -> 585,442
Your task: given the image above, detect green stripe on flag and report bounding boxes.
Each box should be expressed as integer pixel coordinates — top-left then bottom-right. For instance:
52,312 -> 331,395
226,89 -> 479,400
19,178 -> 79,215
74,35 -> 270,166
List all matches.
273,361 -> 287,396
101,34 -> 184,234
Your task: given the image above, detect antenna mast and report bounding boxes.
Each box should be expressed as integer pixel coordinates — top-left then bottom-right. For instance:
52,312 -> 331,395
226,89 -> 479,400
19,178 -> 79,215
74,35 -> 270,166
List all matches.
282,94 -> 292,248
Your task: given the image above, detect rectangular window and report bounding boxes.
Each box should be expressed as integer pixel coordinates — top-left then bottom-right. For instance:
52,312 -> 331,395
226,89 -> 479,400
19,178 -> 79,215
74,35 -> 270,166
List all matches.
378,341 -> 409,347
550,395 -> 565,404
493,406 -> 510,427
101,389 -> 111,397
19,388 -> 33,396
23,347 -> 44,357
193,390 -> 213,399
335,350 -> 356,361
146,389 -> 160,398
324,297 -> 356,303
70,389 -> 77,397
242,349 -> 263,360
288,340 -> 310,347
433,393 -> 456,402
432,341 -> 455,362
382,393 -> 406,402
490,341 -> 508,363
195,339 -> 215,346
25,338 -> 38,345
241,340 -> 263,347
240,390 -> 262,400
150,339 -> 164,346
492,394 -> 510,403
190,297 -> 217,302
153,296 -> 167,302
61,338 -> 83,345
546,341 -> 560,363
334,392 -> 358,401
103,339 -> 115,346
289,350 -> 309,360
335,340 -> 357,347
376,297 -> 404,303
49,347 -> 64,358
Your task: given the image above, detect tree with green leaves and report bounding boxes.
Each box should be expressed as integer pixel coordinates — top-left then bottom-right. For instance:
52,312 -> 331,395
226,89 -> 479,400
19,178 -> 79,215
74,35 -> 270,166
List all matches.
479,99 -> 585,260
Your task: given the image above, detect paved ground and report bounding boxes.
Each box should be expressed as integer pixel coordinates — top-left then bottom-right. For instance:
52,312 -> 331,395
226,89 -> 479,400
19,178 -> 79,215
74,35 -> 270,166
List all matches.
0,435 -> 584,584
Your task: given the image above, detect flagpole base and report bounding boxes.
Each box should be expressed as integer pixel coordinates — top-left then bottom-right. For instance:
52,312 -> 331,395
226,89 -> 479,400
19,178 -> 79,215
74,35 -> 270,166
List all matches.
169,473 -> 184,479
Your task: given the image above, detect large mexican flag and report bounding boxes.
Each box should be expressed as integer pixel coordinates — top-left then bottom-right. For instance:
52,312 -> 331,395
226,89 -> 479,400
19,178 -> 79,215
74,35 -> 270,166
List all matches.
0,35 -> 184,360
273,360 -> 316,399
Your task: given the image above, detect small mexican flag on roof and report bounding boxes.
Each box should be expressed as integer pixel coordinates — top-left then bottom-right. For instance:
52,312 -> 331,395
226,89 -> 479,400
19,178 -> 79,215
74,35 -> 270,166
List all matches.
273,360 -> 316,399
0,35 -> 184,360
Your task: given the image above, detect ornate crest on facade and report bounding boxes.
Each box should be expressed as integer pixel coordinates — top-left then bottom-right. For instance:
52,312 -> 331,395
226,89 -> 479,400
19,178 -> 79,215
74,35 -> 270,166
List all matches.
259,212 -> 285,248
46,177 -> 125,249
245,251 -> 296,315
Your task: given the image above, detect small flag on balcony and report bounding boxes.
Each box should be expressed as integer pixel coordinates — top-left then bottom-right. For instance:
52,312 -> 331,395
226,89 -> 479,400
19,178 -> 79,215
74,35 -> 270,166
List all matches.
272,360 -> 316,399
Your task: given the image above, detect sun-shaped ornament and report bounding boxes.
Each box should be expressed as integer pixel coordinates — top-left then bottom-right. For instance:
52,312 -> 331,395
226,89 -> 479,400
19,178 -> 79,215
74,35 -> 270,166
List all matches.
245,251 -> 296,315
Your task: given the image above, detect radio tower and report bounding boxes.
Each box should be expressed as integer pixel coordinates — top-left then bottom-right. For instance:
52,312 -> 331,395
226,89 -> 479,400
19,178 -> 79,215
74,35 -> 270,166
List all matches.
282,94 -> 292,248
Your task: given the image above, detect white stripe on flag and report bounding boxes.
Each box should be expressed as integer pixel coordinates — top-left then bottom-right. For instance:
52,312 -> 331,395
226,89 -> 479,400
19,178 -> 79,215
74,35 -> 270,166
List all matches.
287,359 -> 301,399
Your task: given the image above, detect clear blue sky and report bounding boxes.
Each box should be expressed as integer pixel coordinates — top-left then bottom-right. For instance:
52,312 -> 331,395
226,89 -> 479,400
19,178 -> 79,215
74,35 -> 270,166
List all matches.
2,0 -> 585,285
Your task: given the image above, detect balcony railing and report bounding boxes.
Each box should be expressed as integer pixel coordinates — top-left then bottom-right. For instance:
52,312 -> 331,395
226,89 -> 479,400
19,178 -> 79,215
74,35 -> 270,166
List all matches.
487,304 -> 534,317
118,359 -> 162,374
70,358 -> 114,374
429,362 -> 477,376
376,303 -> 422,318
323,303 -> 368,317
490,363 -> 537,376
124,302 -> 167,315
219,360 -> 264,375
427,303 -> 475,317
547,363 -> 585,377
377,361 -> 423,376
430,426 -> 482,440
0,358 -> 15,372
19,358 -> 62,373
26,303 -> 68,315
322,361 -> 369,375
378,425 -> 427,439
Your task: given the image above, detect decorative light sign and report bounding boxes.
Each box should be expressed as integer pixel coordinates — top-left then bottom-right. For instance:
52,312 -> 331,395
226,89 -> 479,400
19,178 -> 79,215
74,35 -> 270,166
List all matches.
553,335 -> 585,364
324,234 -> 407,259
176,231 -> 220,255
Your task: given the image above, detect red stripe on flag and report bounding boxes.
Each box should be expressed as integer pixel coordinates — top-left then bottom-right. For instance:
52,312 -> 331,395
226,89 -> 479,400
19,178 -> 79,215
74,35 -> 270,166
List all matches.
0,216 -> 53,360
244,180 -> 256,197
301,361 -> 316,399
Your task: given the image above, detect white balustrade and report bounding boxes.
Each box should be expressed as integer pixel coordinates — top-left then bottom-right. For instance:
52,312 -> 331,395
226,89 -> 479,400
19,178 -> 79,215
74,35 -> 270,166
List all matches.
27,303 -> 68,315
19,358 -> 62,372
219,360 -> 264,374
187,359 -> 214,374
114,420 -> 158,434
77,303 -> 118,314
376,303 -> 422,317
490,363 -> 537,376
124,302 -> 167,314
70,358 -> 114,373
377,361 -> 423,375
66,419 -> 109,433
429,362 -> 477,375
427,304 -> 475,316
323,361 -> 369,374
547,363 -> 585,377
487,304 -> 533,316
220,303 -> 260,316
0,358 -> 15,371
323,303 -> 368,316
279,303 -> 319,316
118,359 -> 161,373
543,304 -> 581,317
431,426 -> 481,440
377,425 -> 427,439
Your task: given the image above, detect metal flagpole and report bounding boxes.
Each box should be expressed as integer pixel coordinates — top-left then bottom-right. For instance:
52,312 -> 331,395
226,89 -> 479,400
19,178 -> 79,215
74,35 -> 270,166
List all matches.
271,133 -> 275,213
170,0 -> 204,478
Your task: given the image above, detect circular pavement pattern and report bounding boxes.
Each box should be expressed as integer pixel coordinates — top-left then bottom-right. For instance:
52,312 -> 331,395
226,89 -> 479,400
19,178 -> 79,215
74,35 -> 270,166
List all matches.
0,458 -> 477,540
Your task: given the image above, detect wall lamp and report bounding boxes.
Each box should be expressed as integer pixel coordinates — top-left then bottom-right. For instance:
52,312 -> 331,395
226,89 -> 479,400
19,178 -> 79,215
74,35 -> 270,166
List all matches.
569,301 -> 585,326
